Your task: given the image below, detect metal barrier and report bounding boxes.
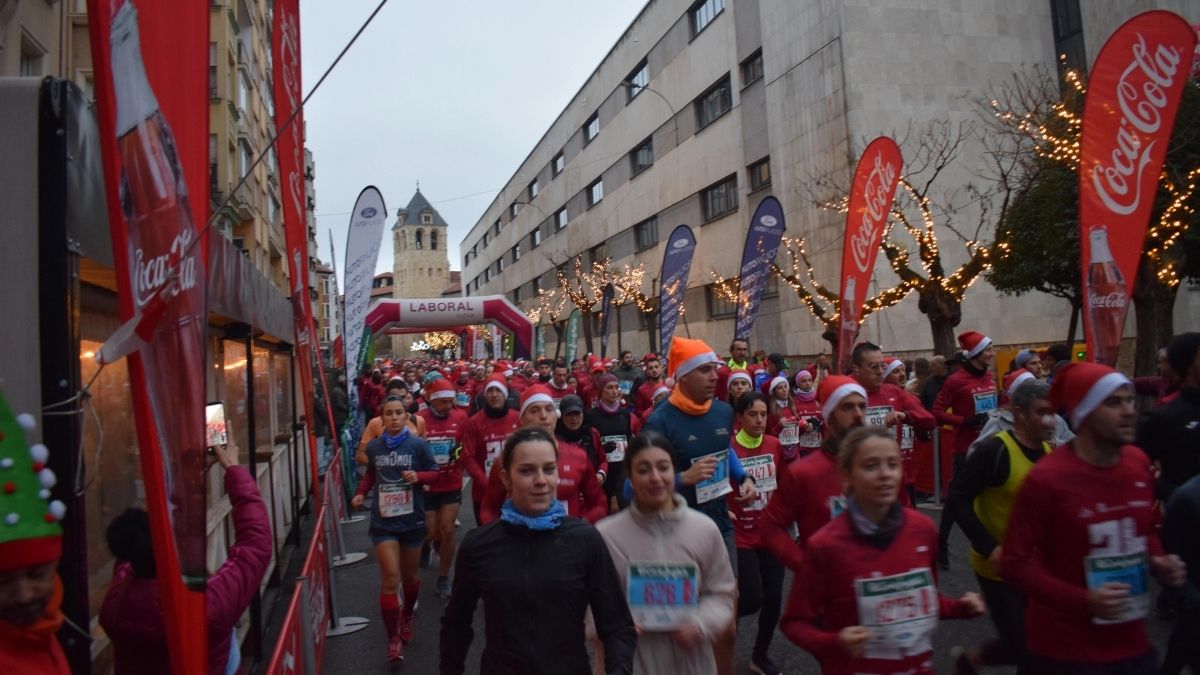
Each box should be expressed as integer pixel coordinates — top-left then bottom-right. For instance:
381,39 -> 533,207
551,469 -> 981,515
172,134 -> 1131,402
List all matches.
324,452 -> 368,567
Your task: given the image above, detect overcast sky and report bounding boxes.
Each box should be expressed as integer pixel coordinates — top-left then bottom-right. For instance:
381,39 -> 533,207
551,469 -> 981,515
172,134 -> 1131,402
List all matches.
300,0 -> 648,285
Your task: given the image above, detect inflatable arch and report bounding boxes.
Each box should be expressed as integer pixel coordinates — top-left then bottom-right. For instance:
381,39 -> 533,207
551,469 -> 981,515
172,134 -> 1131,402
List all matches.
364,296 -> 535,359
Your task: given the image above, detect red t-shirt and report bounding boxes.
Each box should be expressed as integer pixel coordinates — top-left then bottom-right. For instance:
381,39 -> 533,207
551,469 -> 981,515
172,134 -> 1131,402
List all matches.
728,434 -> 784,549
933,368 -> 997,455
761,448 -> 846,572
865,383 -> 935,485
415,407 -> 468,493
1001,444 -> 1163,664
781,510 -> 976,675
458,408 -> 520,502
479,438 -> 607,524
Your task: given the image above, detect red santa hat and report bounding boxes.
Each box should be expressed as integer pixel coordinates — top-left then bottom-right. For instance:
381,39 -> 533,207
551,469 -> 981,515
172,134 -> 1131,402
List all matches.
957,331 -> 992,359
642,353 -> 660,363
425,378 -> 456,401
818,375 -> 867,420
667,337 -> 720,379
727,369 -> 752,388
769,375 -> 791,397
881,357 -> 904,380
483,374 -> 508,398
1003,368 -> 1036,399
519,384 -> 556,416
653,385 -> 672,400
1051,362 -> 1132,428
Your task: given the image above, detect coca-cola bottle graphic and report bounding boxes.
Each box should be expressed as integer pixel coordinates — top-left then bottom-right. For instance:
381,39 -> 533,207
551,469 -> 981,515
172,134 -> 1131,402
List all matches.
1086,226 -> 1127,366
111,0 -> 208,586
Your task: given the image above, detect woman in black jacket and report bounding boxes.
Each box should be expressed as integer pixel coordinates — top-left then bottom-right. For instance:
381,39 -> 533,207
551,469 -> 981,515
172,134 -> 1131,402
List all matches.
439,426 -> 636,675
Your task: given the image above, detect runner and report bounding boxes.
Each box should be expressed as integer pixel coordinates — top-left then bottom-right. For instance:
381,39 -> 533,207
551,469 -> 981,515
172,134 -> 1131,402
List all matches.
588,374 -> 641,512
440,426 -> 636,675
460,374 -> 521,527
413,378 -> 469,598
356,380 -> 425,467
933,331 -> 998,569
596,431 -> 737,675
968,369 -> 1074,456
350,396 -> 439,661
766,374 -> 811,466
946,378 -> 1055,674
643,336 -> 756,675
1162,473 -> 1200,674
789,369 -> 823,463
726,370 -> 754,408
1137,332 -> 1200,501
780,427 -> 984,674
641,384 -> 671,426
479,385 -> 607,524
1002,362 -> 1187,675
728,393 -> 787,675
760,375 -> 866,573
632,353 -> 666,416
548,361 -> 576,409
716,338 -> 752,402
612,350 -> 643,399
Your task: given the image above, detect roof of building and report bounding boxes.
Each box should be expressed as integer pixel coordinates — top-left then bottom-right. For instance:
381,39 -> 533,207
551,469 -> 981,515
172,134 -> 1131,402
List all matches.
395,189 -> 448,228
441,271 -> 462,297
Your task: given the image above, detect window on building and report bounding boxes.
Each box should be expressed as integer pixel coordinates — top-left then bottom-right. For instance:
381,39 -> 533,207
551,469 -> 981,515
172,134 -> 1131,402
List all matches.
741,49 -> 763,86
238,71 -> 251,112
556,208 -> 569,230
482,232 -> 490,248
512,244 -> 521,263
533,276 -> 542,294
588,244 -> 608,266
1050,0 -> 1086,74
588,179 -> 604,207
748,157 -> 771,191
510,202 -> 520,218
695,75 -> 732,130
485,268 -> 492,282
495,259 -> 504,274
491,219 -> 501,236
634,217 -> 659,251
530,227 -> 543,248
209,43 -> 218,98
690,0 -> 725,37
238,140 -> 253,179
626,60 -> 649,102
414,229 -> 424,249
19,35 -> 45,77
209,134 -> 219,194
584,113 -> 600,144
430,229 -> 438,250
553,152 -> 565,177
422,212 -> 432,224
706,284 -> 737,319
702,174 -> 738,221
529,179 -> 539,200
630,137 -> 654,175
513,287 -> 523,304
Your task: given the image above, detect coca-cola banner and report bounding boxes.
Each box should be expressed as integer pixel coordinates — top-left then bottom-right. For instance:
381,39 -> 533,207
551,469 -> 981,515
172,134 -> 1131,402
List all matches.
658,225 -> 697,356
87,0 -> 208,672
342,187 -> 387,413
836,137 -> 903,374
1078,11 -> 1196,365
734,196 -> 786,341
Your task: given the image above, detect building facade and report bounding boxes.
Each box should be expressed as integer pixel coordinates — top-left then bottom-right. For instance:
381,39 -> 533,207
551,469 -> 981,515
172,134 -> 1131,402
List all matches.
460,0 -> 1199,362
390,188 -> 453,356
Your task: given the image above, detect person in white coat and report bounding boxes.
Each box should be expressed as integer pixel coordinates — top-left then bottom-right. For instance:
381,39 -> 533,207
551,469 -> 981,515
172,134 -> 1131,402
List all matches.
597,431 -> 737,675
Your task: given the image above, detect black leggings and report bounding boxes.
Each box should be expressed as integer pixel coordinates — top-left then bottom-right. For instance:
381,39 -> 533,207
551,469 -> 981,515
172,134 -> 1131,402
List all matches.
975,574 -> 1029,671
938,454 -> 967,550
736,547 -> 785,658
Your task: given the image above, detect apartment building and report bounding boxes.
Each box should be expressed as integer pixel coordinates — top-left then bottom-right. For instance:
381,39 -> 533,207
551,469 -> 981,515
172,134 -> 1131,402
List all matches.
461,0 -> 1198,359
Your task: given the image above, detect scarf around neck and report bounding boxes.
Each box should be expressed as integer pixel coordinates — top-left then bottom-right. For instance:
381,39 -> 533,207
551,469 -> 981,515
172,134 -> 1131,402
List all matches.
735,429 -> 763,449
500,498 -> 566,530
795,388 -> 816,402
382,427 -> 410,449
596,398 -> 622,414
847,498 -> 905,549
669,388 -> 712,416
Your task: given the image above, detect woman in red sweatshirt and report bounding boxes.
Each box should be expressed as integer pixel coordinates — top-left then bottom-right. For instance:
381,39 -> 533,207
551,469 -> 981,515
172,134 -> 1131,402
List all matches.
766,375 -> 812,464
781,427 -> 984,675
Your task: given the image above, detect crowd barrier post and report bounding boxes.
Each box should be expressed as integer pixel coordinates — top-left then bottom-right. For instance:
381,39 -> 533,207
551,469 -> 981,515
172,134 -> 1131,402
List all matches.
324,471 -> 368,567
322,503 -> 370,637
332,448 -> 365,525
298,576 -> 318,674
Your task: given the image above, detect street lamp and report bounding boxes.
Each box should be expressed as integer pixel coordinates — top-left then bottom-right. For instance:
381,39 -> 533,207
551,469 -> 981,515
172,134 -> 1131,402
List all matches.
621,80 -> 679,147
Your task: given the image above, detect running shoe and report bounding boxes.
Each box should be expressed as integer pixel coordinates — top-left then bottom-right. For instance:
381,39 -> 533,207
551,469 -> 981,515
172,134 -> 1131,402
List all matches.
749,653 -> 782,675
436,576 -> 451,599
387,632 -> 404,662
399,613 -> 415,644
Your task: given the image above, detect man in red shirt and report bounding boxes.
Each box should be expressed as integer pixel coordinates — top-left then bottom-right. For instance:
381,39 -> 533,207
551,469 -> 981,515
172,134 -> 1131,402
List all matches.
760,375 -> 867,573
1002,362 -> 1186,675
632,354 -> 665,415
934,331 -> 998,569
851,342 -> 935,452
459,376 -> 520,528
415,379 -> 469,596
548,361 -> 576,409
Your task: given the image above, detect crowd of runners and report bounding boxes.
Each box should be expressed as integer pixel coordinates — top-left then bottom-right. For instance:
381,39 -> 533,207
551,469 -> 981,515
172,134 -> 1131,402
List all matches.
343,331 -> 1200,675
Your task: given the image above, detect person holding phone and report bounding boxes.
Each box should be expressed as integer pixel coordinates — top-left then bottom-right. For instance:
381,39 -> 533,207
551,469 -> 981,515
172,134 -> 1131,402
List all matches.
351,396 -> 438,662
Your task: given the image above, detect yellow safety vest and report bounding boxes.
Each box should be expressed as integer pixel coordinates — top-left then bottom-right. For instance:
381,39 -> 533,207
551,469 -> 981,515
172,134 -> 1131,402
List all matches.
969,431 -> 1051,580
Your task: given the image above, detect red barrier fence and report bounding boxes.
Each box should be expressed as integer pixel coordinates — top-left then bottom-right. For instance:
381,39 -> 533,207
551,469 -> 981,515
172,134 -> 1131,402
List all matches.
913,427 -> 954,497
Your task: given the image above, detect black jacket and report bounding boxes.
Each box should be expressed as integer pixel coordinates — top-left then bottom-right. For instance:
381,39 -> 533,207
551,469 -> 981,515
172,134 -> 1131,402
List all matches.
1137,386 -> 1200,501
440,517 -> 636,675
1164,475 -> 1200,617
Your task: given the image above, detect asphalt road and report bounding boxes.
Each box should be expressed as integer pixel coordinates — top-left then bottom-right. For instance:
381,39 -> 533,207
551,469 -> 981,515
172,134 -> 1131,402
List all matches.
315,496 -> 1174,674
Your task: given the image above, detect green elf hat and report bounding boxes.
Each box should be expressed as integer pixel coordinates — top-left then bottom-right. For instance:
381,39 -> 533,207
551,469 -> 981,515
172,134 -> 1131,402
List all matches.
0,390 -> 65,572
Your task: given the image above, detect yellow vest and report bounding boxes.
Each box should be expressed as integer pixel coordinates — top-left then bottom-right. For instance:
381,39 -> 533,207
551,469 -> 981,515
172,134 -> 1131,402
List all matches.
968,431 -> 1051,580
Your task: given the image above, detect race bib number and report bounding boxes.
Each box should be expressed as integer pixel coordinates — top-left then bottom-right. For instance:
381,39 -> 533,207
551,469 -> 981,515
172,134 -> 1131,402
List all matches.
866,406 -> 893,429
855,568 -> 939,660
1085,552 -> 1150,624
740,454 -> 777,512
778,421 -> 800,446
627,562 -> 699,631
378,482 -> 414,518
619,380 -> 633,395
429,438 -> 453,465
601,435 -> 628,463
484,440 -> 504,476
973,391 -> 997,414
900,424 -> 915,450
799,416 -> 822,448
455,391 -> 471,407
693,450 -> 733,504
827,494 -> 847,519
